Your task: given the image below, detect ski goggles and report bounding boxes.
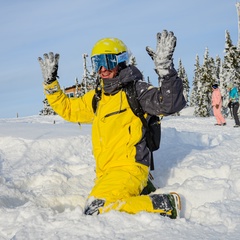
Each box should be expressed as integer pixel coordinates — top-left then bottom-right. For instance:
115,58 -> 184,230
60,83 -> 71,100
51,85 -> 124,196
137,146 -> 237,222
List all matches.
91,52 -> 128,72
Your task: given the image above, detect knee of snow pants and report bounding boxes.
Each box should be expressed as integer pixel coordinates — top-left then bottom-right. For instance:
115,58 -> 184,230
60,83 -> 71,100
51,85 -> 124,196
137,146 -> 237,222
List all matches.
85,165 -> 173,215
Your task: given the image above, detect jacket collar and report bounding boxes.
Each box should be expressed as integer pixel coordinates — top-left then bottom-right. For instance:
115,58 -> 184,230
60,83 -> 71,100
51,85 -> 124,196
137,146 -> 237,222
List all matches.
102,65 -> 143,95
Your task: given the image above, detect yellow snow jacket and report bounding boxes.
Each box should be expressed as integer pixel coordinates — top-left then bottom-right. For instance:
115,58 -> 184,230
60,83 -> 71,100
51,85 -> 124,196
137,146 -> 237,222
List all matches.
44,80 -> 144,179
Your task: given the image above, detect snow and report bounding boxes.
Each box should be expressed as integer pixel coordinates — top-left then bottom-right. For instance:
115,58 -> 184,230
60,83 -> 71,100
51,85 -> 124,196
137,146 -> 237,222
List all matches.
0,107 -> 240,239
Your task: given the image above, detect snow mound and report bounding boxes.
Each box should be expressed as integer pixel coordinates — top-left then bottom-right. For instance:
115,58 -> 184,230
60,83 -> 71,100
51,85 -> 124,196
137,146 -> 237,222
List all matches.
0,113 -> 240,239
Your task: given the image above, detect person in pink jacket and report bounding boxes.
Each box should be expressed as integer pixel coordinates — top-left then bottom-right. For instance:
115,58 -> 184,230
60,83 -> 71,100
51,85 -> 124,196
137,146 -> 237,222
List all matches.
212,84 -> 226,126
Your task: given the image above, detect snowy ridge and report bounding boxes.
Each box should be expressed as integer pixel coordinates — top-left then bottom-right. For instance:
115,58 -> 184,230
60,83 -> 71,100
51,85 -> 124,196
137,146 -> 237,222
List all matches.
0,110 -> 240,239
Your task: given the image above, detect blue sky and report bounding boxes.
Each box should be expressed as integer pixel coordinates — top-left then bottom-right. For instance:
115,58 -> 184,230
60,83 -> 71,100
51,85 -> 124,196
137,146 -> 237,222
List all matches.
0,0 -> 238,118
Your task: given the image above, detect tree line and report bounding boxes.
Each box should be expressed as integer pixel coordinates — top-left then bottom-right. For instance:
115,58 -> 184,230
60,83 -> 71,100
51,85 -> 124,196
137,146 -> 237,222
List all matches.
189,30 -> 240,117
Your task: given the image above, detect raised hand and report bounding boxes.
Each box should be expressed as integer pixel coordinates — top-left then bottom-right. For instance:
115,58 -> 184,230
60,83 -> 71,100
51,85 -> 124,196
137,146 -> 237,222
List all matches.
146,30 -> 176,78
38,52 -> 60,84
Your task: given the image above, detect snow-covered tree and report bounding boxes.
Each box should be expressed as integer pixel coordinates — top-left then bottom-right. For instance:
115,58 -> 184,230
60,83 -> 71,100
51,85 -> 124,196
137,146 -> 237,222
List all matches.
129,55 -> 137,66
194,48 -> 217,117
78,53 -> 97,96
220,30 -> 240,116
221,31 -> 240,87
39,98 -> 56,116
215,55 -> 221,80
190,55 -> 201,108
177,59 -> 190,106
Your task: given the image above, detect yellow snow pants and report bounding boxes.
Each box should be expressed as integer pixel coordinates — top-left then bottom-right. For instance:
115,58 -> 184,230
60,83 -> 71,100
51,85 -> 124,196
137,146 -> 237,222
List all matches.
88,165 -> 171,215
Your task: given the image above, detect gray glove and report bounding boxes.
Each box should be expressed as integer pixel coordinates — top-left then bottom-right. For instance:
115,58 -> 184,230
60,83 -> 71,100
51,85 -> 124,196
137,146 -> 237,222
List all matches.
146,30 -> 176,78
38,52 -> 60,84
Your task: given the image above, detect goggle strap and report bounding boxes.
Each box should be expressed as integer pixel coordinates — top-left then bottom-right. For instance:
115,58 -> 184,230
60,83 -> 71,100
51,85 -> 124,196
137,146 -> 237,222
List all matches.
117,52 -> 128,63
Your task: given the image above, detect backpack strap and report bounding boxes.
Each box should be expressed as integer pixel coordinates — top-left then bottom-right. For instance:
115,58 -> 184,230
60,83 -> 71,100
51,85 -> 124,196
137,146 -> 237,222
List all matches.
92,77 -> 102,114
123,81 -> 147,124
124,81 -> 156,170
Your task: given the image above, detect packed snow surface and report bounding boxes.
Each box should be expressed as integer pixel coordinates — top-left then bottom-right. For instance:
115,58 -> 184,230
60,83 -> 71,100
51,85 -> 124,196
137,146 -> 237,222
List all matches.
0,107 -> 240,239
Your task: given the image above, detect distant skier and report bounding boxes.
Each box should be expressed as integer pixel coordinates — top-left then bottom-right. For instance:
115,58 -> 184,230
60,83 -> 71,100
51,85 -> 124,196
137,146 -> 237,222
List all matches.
227,83 -> 240,127
211,84 -> 226,126
38,30 -> 186,218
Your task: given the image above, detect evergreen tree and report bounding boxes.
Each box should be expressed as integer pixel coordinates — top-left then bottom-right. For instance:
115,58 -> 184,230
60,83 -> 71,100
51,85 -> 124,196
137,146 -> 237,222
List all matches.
221,31 -> 240,86
129,55 -> 137,66
78,53 -> 97,96
177,59 -> 190,106
215,55 -> 221,80
39,98 -> 56,116
191,55 -> 200,108
192,55 -> 203,116
194,48 -> 217,117
220,30 -> 240,116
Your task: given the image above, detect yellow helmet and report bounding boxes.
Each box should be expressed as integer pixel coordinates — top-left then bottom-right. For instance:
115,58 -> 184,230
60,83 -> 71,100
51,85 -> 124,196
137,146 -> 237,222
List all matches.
91,38 -> 129,72
91,37 -> 128,56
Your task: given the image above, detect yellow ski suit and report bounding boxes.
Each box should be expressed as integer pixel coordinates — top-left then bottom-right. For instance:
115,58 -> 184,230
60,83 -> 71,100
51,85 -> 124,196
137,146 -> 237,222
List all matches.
43,65 -> 185,215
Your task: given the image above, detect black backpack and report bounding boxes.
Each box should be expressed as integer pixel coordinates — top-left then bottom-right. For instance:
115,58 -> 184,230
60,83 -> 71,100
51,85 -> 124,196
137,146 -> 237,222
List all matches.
92,80 -> 161,171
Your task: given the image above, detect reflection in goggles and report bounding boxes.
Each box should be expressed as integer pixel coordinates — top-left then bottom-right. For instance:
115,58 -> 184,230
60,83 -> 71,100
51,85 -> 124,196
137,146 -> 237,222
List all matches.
91,52 -> 128,72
